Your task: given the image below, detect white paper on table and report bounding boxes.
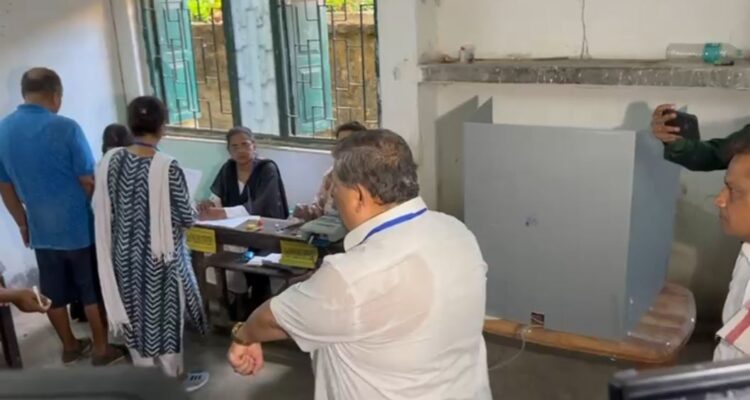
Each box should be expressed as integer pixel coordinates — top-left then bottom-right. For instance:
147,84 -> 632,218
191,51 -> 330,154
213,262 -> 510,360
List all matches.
248,253 -> 282,266
183,168 -> 203,198
196,216 -> 261,229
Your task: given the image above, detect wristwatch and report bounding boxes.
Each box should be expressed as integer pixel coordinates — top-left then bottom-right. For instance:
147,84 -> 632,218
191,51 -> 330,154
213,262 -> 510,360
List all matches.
231,322 -> 251,346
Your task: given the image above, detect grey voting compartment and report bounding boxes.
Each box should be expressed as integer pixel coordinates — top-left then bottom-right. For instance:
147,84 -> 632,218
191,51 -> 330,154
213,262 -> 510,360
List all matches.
463,118 -> 680,340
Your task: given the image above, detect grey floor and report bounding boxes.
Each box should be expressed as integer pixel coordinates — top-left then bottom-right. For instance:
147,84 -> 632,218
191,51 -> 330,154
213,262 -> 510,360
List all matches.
9,310 -> 716,399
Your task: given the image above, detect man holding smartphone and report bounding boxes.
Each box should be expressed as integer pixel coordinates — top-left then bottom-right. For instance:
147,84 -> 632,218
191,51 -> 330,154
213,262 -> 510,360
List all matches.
651,103 -> 750,171
653,104 -> 750,360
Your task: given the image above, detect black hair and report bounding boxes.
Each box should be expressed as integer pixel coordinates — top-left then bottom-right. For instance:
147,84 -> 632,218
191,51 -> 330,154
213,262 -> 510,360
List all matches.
21,67 -> 62,97
101,124 -> 134,154
335,121 -> 367,139
127,96 -> 167,137
226,126 -> 255,146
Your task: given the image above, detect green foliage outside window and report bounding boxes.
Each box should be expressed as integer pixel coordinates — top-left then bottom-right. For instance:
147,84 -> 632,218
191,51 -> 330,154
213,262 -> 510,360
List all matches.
187,0 -> 222,22
325,0 -> 374,12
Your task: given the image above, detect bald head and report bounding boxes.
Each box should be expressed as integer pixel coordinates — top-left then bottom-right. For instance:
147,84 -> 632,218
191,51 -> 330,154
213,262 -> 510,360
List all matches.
21,67 -> 63,113
22,68 -> 62,97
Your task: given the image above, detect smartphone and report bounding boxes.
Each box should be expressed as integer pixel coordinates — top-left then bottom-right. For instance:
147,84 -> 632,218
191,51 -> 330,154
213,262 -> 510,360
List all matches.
663,109 -> 700,141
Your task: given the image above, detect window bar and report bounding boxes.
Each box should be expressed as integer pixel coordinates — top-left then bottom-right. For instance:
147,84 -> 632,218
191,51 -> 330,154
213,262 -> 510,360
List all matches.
197,36 -> 210,85
221,0 -> 242,128
359,3 -> 367,123
162,7 -> 184,126
269,0 -> 292,136
284,2 -> 299,134
328,4 -> 339,127
372,0 -> 381,126
314,0 -> 330,133
204,99 -> 215,129
209,6 -> 229,121
175,6 -> 198,128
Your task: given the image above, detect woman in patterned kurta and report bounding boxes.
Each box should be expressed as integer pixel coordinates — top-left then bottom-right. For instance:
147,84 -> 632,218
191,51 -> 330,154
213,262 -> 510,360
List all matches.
105,97 -> 207,389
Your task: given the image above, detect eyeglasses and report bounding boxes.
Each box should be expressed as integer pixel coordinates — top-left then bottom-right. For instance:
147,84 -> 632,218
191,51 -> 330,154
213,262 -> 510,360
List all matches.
229,141 -> 253,152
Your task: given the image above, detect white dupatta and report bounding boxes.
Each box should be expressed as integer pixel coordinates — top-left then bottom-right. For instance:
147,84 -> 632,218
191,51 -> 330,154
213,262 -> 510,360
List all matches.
92,148 -> 176,334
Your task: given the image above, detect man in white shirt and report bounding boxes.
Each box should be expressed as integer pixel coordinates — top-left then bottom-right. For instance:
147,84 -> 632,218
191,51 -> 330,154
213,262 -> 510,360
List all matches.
714,140 -> 750,360
227,129 -> 492,400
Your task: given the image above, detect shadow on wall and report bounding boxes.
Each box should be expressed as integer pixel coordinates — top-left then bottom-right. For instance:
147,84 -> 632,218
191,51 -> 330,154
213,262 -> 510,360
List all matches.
0,65 -> 28,113
0,72 -> 34,286
435,96 -> 479,220
619,101 -> 749,326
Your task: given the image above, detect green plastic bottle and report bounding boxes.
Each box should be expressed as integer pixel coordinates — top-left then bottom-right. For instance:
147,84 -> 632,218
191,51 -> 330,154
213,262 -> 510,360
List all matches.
666,43 -> 744,65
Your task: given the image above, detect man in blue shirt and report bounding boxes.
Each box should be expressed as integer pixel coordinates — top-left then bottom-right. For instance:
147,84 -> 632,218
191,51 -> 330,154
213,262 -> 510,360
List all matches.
0,68 -> 123,366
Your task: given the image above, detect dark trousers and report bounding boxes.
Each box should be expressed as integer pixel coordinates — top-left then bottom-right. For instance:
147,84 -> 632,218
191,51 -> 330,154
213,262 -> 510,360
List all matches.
229,273 -> 271,321
34,246 -> 101,309
70,301 -> 87,322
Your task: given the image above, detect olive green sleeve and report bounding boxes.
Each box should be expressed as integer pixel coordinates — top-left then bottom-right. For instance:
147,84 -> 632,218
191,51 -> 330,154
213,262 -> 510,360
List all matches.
663,126 -> 750,171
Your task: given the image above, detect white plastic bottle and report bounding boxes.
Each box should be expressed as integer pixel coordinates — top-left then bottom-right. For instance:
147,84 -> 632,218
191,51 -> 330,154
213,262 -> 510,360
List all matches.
666,43 -> 744,64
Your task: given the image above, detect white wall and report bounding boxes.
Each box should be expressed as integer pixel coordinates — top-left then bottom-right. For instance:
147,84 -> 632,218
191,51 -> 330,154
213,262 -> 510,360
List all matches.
435,0 -> 750,59
378,0 -> 439,205
0,0 -> 125,150
0,0 -> 124,287
377,0 -> 750,323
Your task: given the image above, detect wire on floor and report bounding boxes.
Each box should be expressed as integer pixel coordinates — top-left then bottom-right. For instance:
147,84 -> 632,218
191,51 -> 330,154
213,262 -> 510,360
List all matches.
579,0 -> 591,59
487,325 -> 536,371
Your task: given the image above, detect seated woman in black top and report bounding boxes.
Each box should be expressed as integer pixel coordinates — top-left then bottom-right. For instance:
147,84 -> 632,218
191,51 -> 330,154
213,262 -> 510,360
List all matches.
199,127 -> 288,220
198,127 -> 288,318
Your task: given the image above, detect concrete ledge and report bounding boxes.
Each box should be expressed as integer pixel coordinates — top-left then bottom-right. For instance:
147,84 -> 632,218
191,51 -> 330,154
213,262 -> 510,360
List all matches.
421,59 -> 750,90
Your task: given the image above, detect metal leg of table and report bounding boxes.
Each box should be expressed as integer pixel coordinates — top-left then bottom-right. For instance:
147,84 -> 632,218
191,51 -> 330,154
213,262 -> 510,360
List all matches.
203,267 -> 233,330
191,251 -> 209,316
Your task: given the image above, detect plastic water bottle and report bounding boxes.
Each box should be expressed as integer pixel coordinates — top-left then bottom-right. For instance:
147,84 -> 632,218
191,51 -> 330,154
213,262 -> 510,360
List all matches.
666,43 -> 744,64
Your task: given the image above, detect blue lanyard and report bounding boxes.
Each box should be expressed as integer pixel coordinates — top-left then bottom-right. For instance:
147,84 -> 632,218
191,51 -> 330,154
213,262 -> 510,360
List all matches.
361,208 -> 428,243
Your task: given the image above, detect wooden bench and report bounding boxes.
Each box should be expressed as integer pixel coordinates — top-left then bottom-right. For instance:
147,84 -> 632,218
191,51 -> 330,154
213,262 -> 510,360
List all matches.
483,283 -> 696,367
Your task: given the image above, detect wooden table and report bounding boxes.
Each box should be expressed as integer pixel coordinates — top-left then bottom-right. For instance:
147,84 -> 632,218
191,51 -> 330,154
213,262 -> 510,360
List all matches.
483,283 -> 696,367
190,218 -> 343,329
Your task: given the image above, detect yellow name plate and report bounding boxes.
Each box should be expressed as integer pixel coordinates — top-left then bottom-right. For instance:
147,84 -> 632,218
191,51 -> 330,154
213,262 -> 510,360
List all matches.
280,240 -> 319,269
186,227 -> 217,253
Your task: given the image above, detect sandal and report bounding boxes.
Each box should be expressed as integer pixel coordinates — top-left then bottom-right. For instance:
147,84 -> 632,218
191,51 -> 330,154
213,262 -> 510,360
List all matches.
182,370 -> 210,393
92,345 -> 126,367
62,338 -> 92,365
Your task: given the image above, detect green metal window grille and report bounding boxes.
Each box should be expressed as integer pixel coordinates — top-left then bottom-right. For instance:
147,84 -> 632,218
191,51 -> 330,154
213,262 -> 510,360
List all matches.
140,0 -> 379,140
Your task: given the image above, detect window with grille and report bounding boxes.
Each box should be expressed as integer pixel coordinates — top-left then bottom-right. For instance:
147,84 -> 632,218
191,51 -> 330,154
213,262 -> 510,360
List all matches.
140,0 -> 379,140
